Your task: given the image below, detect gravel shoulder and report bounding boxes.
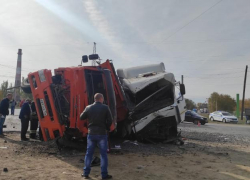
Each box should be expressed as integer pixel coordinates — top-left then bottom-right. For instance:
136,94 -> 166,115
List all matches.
0,120 -> 250,180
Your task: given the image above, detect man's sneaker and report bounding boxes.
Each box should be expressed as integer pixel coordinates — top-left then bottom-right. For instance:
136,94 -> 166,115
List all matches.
102,175 -> 113,179
81,174 -> 89,179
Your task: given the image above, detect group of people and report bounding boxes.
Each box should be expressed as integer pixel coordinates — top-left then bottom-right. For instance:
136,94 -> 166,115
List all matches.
0,93 -> 113,179
0,93 -> 39,140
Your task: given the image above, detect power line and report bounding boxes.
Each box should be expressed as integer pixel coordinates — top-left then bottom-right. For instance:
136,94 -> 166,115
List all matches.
162,0 -> 223,42
0,64 -> 36,72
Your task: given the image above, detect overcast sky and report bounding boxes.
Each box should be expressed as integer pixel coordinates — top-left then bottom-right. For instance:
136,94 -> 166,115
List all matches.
0,0 -> 249,103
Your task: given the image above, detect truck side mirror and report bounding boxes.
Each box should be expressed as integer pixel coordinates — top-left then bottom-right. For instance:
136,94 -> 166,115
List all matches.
82,55 -> 88,63
180,84 -> 185,95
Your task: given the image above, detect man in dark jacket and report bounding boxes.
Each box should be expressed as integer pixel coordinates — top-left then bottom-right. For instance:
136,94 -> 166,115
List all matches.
0,93 -> 12,137
80,93 -> 113,180
19,99 -> 31,141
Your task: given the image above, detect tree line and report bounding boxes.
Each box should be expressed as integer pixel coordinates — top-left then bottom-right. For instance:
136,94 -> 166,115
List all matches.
0,80 -> 33,101
185,92 -> 250,113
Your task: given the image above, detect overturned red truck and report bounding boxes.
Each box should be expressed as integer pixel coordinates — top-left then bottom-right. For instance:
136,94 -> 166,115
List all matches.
22,54 -> 186,143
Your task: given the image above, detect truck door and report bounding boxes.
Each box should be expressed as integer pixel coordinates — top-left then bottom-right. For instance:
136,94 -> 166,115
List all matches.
84,69 -> 117,131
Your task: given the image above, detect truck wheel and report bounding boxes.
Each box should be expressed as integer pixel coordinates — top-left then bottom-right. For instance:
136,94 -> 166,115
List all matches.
210,117 -> 214,121
201,122 -> 205,125
223,118 -> 226,123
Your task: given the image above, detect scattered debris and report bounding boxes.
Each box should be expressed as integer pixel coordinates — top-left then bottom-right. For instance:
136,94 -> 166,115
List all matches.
0,147 -> 7,149
115,145 -> 121,149
123,140 -> 139,146
3,168 -> 8,172
137,165 -> 143,169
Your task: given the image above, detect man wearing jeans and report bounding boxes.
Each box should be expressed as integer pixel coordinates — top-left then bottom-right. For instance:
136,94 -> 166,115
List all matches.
0,93 -> 12,137
80,93 -> 113,179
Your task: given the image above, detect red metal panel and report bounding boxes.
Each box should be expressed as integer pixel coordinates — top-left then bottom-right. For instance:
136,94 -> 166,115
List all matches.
100,60 -> 128,122
28,70 -> 65,141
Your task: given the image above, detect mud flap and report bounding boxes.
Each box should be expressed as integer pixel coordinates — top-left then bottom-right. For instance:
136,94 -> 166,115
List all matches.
175,105 -> 182,124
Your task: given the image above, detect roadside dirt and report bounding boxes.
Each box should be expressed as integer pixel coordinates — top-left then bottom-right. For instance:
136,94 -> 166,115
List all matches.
0,131 -> 249,180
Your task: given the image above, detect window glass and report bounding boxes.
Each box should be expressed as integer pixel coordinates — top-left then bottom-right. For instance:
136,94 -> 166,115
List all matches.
222,112 -> 232,116
191,111 -> 199,116
186,111 -> 191,115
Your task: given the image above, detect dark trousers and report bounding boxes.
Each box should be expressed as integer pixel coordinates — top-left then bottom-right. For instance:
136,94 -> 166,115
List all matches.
11,106 -> 15,115
30,118 -> 38,138
21,118 -> 30,139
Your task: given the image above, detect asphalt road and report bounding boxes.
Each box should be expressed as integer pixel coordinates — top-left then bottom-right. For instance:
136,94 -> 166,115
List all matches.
3,109 -> 21,132
3,109 -> 250,140
180,121 -> 250,137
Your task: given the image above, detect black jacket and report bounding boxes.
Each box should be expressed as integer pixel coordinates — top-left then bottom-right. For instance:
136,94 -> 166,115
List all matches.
80,102 -> 113,135
19,102 -> 31,119
0,98 -> 10,116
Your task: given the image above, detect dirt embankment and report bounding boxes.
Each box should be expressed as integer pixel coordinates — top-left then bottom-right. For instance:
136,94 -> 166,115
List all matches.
0,129 -> 250,180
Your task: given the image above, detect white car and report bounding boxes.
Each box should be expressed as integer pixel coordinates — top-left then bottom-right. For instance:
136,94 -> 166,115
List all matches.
209,111 -> 238,123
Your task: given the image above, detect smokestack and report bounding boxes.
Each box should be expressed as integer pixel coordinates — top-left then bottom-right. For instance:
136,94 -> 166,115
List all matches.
14,49 -> 22,101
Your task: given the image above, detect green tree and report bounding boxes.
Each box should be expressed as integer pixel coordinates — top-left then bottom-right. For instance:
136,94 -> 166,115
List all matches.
239,98 -> 250,112
185,98 -> 196,110
20,89 -> 33,101
0,81 -> 9,99
208,92 -> 236,112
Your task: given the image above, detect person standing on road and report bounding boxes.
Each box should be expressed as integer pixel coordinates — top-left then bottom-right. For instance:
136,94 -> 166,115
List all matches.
11,99 -> 16,115
19,99 -> 31,141
0,93 -> 12,137
30,101 -> 38,139
80,93 -> 113,180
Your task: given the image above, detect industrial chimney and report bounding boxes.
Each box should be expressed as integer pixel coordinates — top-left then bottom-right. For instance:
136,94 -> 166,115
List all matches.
14,49 -> 22,102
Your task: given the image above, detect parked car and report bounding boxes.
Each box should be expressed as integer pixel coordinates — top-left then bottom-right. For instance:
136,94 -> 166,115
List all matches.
185,110 -> 208,125
209,111 -> 238,123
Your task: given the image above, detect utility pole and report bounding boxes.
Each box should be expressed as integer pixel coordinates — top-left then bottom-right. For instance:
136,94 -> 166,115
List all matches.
181,75 -> 184,84
236,94 -> 240,118
241,65 -> 248,120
